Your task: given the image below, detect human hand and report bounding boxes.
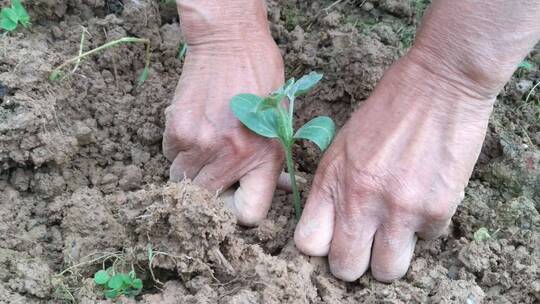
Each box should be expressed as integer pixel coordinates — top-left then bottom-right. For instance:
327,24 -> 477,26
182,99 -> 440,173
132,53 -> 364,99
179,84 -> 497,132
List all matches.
294,53 -> 495,282
163,0 -> 286,225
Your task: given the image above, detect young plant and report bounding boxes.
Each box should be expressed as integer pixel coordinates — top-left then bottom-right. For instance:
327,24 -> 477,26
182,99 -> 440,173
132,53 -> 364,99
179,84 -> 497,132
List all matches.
230,72 -> 335,219
518,60 -> 534,71
50,37 -> 152,86
0,0 -> 30,32
94,268 -> 143,299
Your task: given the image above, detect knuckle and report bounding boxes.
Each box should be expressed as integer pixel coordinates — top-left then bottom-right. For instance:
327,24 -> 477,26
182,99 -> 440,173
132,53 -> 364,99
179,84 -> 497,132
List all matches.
165,115 -> 189,142
424,201 -> 454,222
384,184 -> 422,215
349,171 -> 385,195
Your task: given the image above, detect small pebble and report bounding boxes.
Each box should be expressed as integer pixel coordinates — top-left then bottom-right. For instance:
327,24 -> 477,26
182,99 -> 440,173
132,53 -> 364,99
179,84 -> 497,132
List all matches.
516,79 -> 533,93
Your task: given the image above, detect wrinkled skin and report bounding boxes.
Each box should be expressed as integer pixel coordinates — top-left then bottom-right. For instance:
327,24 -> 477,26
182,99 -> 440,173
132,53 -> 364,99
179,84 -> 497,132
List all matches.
163,0 -> 286,225
165,0 -> 540,282
293,53 -> 494,281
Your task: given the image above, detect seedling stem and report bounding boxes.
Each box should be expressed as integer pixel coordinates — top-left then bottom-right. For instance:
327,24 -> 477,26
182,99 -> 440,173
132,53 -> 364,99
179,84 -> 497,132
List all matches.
230,72 -> 335,220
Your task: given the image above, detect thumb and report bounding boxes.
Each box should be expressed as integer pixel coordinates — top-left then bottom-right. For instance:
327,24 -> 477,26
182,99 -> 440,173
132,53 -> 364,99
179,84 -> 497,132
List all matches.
227,161 -> 281,226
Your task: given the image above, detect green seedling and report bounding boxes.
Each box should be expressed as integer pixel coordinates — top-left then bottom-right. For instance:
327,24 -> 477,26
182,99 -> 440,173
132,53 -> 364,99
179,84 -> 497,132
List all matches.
94,269 -> 143,299
473,227 -> 491,242
230,72 -> 336,219
50,37 -> 152,86
518,60 -> 534,71
178,43 -> 188,60
0,0 -> 30,32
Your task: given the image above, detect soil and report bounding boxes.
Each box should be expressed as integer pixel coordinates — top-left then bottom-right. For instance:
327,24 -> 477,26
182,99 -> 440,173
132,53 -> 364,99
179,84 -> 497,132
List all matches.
1,0 -> 539,303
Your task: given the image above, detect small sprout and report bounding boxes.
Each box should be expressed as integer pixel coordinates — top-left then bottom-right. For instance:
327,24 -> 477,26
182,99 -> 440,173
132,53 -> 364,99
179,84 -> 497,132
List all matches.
93,270 -> 110,285
50,36 -> 152,86
230,72 -> 335,219
93,268 -> 143,299
49,70 -> 64,82
0,0 -> 30,32
518,60 -> 534,71
473,227 -> 491,242
178,43 -> 188,60
138,66 -> 149,86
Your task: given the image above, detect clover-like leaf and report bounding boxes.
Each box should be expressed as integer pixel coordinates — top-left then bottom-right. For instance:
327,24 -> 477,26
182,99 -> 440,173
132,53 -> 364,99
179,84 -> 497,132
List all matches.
231,93 -> 280,138
288,72 -> 323,99
518,60 -> 534,71
294,116 -> 335,151
12,0 -> 29,27
107,274 -> 125,290
473,227 -> 491,242
132,278 -> 143,290
104,289 -> 119,299
94,270 -> 110,285
1,8 -> 19,31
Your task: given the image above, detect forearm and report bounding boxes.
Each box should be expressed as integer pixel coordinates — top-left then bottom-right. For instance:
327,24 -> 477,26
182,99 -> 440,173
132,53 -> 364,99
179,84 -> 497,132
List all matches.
177,0 -> 272,48
408,0 -> 540,99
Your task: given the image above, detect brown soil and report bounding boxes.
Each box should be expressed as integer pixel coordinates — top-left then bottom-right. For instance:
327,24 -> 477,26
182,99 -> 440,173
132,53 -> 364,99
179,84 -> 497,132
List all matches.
1,0 -> 539,303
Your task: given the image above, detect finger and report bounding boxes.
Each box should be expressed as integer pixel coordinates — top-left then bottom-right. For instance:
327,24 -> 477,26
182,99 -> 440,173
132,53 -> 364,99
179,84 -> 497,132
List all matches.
417,191 -> 462,240
169,152 -> 205,182
276,172 -> 308,192
370,224 -> 417,282
219,188 -> 236,211
328,204 -> 378,282
196,160 -> 281,226
162,134 -> 183,162
416,217 -> 452,240
162,106 -> 187,162
232,163 -> 281,226
294,173 -> 335,256
192,160 -> 237,193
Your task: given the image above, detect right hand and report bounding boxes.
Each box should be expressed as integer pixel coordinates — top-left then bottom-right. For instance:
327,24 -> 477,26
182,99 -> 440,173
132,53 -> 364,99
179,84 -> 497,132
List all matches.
163,0 -> 285,225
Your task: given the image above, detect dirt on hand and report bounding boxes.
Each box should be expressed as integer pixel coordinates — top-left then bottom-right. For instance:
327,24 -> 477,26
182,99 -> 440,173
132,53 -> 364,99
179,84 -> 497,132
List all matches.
0,0 -> 539,303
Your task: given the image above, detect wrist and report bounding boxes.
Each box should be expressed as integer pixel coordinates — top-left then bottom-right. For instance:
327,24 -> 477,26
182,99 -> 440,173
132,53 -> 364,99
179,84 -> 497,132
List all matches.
177,0 -> 273,49
365,53 -> 495,124
405,46 -> 506,101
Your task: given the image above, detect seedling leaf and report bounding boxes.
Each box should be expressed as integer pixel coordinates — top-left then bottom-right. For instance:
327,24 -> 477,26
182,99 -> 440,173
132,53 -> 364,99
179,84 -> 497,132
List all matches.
138,67 -> 149,86
94,270 -> 110,285
257,93 -> 284,112
294,116 -> 335,151
49,70 -> 64,82
104,289 -> 119,299
132,278 -> 143,290
107,274 -> 124,290
1,8 -> 18,31
473,227 -> 491,242
288,72 -> 323,99
1,15 -> 17,31
12,0 -> 29,27
178,43 -> 187,60
518,60 -> 534,71
275,78 -> 295,95
230,93 -> 280,138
